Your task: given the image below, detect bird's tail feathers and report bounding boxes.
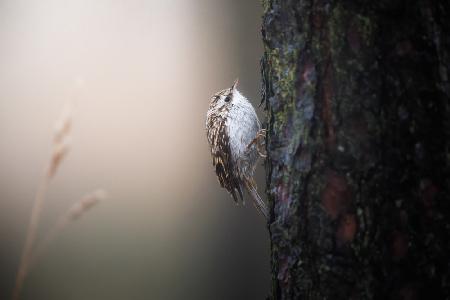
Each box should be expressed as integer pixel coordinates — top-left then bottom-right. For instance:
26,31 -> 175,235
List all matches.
244,180 -> 268,220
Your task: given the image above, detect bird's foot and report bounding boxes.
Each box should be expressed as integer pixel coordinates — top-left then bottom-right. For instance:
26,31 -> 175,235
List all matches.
246,129 -> 267,158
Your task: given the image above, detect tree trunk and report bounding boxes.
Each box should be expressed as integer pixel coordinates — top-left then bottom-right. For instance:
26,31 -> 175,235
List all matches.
261,1 -> 450,299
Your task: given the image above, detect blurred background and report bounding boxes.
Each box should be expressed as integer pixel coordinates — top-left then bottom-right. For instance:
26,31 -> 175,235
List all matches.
0,0 -> 269,299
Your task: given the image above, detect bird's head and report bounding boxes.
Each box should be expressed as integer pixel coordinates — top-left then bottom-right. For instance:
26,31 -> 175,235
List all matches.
208,79 -> 239,112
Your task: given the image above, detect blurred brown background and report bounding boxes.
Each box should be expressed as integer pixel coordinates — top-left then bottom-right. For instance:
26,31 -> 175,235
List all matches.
0,0 -> 269,299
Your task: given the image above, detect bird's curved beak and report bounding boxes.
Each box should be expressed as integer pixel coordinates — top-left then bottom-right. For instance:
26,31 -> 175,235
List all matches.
231,78 -> 239,91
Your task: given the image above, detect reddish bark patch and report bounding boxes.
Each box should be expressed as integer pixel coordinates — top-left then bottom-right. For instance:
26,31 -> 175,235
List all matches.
336,214 -> 357,245
421,179 -> 438,209
297,57 -> 316,115
420,179 -> 439,219
322,59 -> 336,149
395,40 -> 413,56
301,61 -> 316,84
398,284 -> 418,300
347,21 -> 361,52
277,181 -> 290,204
312,0 -> 335,150
391,231 -> 408,260
348,114 -> 369,139
312,10 -> 324,29
277,258 -> 290,288
321,171 -> 351,219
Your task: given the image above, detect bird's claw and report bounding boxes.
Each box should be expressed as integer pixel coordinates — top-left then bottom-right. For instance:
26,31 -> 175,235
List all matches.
247,129 -> 267,158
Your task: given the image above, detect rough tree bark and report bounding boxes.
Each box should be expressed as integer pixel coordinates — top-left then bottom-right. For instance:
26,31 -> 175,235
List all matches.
261,1 -> 450,299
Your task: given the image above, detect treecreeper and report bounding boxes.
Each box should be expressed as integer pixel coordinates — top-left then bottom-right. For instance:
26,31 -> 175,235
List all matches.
206,79 -> 268,219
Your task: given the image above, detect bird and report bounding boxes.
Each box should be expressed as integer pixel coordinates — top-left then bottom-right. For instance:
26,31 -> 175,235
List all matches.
206,79 -> 268,219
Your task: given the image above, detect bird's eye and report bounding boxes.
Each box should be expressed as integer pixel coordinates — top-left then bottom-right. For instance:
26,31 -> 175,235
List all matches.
224,96 -> 231,102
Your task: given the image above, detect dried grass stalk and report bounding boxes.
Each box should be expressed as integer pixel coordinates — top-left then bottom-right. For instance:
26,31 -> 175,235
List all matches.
53,102 -> 73,144
47,138 -> 71,179
12,104 -> 72,300
29,190 -> 106,271
13,101 -> 105,300
11,174 -> 50,300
